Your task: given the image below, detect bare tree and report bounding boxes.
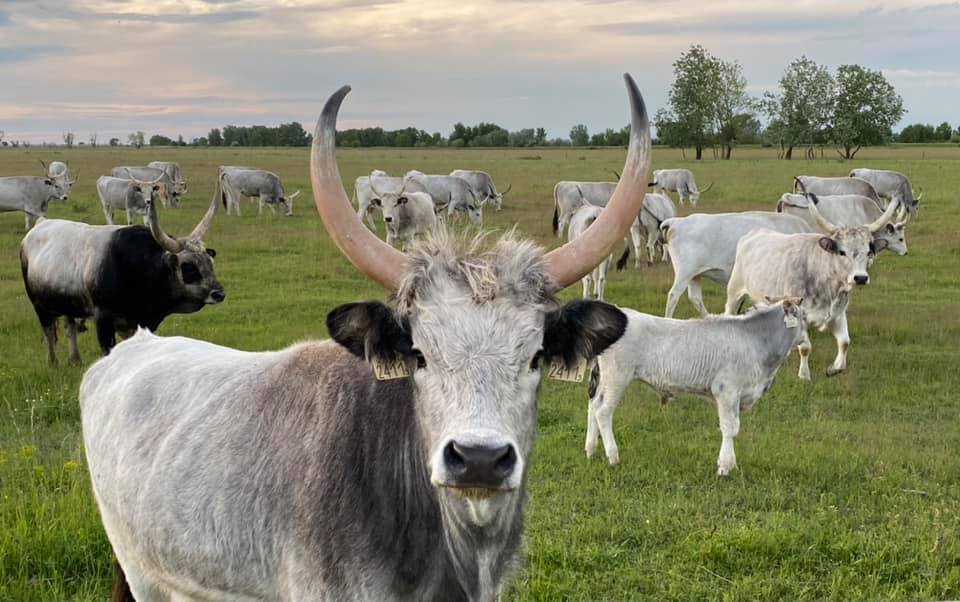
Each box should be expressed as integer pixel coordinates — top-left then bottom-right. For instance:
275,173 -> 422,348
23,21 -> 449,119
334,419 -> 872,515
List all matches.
89,132 -> 98,148
63,132 -> 75,148
127,131 -> 145,149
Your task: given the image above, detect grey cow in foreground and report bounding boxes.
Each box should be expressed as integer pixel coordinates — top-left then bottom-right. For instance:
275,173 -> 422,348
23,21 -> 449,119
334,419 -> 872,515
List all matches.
777,193 -> 909,256
650,168 -> 712,206
219,167 -> 300,216
660,211 -> 813,318
0,175 -> 69,230
587,299 -> 806,475
79,74 -> 651,602
725,196 -> 901,380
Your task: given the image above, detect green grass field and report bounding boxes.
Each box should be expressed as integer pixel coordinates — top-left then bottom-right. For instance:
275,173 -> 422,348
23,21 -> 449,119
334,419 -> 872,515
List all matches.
1,144 -> 958,600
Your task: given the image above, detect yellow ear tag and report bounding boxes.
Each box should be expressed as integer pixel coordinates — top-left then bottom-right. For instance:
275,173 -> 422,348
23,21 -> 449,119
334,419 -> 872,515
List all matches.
547,357 -> 588,382
370,354 -> 411,380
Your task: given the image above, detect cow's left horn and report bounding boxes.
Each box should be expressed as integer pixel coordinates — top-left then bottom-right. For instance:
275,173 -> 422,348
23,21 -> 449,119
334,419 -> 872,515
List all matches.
500,183 -> 512,196
544,73 -> 651,288
147,200 -> 182,253
700,181 -> 714,194
868,198 -> 901,234
189,181 -> 220,240
311,86 -> 408,290
288,189 -> 301,200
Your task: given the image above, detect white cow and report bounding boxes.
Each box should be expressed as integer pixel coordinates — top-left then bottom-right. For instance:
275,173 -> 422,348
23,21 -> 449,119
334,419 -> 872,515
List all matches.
404,171 -> 483,225
848,168 -> 920,216
353,169 -> 394,229
777,193 -> 908,256
793,176 -> 880,203
449,169 -> 510,210
551,181 -> 616,238
95,175 -> 165,225
40,159 -> 75,197
660,212 -> 813,318
0,176 -> 70,230
586,299 -> 806,475
567,204 -> 629,300
725,197 -> 901,380
650,169 -> 712,206
368,179 -> 437,250
630,192 -> 677,268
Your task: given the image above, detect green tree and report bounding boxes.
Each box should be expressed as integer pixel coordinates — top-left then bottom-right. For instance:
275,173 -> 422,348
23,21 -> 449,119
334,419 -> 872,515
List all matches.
149,134 -> 174,146
935,121 -> 953,141
569,124 -> 589,146
713,59 -> 753,159
666,45 -> 723,159
762,56 -> 835,160
208,128 -> 223,146
832,64 -> 904,159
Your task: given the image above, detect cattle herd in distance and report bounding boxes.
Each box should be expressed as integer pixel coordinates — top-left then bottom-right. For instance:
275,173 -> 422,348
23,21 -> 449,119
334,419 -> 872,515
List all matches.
1,74 -> 924,600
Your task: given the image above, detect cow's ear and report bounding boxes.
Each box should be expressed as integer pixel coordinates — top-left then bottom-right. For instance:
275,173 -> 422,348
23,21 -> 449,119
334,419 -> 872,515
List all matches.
371,198 -> 381,207
327,301 -> 413,360
541,300 -> 627,368
44,178 -> 54,186
872,238 -> 888,252
397,196 -> 408,205
818,237 -> 838,254
205,247 -> 217,258
885,223 -> 896,234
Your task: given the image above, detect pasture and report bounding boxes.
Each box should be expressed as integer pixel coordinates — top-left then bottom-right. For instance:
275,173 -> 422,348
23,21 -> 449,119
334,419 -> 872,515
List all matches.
1,143 -> 958,600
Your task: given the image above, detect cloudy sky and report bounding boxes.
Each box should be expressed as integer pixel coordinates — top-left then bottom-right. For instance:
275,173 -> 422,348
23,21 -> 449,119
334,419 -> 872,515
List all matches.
1,0 -> 958,144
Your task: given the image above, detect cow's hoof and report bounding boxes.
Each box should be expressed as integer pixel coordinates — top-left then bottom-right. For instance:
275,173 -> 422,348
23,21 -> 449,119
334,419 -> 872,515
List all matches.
825,367 -> 845,377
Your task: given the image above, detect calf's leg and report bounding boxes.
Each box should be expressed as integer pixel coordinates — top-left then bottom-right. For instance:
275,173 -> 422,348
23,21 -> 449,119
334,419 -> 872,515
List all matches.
826,313 -> 850,377
714,389 -> 741,476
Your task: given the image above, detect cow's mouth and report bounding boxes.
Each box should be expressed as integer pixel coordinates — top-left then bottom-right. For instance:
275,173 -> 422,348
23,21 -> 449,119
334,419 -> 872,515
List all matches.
437,483 -> 513,499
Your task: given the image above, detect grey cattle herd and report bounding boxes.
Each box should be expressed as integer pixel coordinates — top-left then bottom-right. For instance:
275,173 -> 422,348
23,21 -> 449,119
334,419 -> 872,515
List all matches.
0,73 -> 926,600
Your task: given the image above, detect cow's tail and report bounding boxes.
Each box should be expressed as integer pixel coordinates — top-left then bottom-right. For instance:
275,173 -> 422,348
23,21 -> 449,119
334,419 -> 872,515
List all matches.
219,170 -> 229,209
615,238 -> 630,271
775,197 -> 785,213
113,560 -> 134,602
551,185 -> 560,236
658,219 -> 674,245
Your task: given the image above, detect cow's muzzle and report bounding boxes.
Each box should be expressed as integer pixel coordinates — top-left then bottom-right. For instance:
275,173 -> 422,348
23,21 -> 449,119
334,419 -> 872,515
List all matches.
442,440 -> 517,491
853,274 -> 869,286
207,289 -> 226,303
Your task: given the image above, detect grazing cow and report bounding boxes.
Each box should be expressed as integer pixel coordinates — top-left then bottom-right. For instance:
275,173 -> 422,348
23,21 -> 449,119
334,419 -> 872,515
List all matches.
567,204 -> 630,300
660,212 -> 813,318
630,192 -> 677,268
586,299 -> 806,474
353,169 -> 397,229
777,193 -> 909,256
95,174 -> 165,225
848,168 -> 921,216
649,169 -> 712,206
147,161 -> 188,196
20,192 -> 225,365
369,178 -> 437,250
551,180 -> 616,237
0,176 -> 70,230
404,171 -> 483,225
449,169 -> 511,210
219,167 -> 300,216
112,166 -> 181,208
725,196 -> 900,380
40,159 -> 75,197
81,74 -> 650,602
793,175 -> 880,203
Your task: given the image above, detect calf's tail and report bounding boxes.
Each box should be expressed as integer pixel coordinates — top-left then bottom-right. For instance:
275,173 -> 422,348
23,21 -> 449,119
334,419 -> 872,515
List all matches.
551,189 -> 560,236
615,239 -> 630,271
588,363 -> 601,399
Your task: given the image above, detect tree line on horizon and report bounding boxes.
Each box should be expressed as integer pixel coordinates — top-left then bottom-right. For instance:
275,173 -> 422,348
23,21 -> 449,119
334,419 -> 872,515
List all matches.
6,45 -> 959,155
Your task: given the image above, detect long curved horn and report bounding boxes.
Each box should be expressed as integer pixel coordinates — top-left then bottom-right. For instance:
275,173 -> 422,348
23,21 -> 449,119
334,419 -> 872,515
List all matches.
500,183 -> 512,196
611,170 -> 620,181
287,189 -> 302,200
39,159 -> 48,171
311,87 -> 407,290
914,187 -> 923,202
805,193 -> 838,232
368,173 -> 385,198
867,198 -> 900,234
147,200 -> 182,253
189,180 -> 220,240
700,181 -> 714,194
793,176 -> 807,194
544,73 -> 651,288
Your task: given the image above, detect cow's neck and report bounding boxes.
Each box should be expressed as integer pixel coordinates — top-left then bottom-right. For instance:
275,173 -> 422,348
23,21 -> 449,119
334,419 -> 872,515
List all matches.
436,487 -> 525,602
748,307 -> 799,366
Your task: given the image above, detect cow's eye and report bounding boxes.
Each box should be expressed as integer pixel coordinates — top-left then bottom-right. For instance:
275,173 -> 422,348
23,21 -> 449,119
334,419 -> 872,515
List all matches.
181,262 -> 201,284
838,250 -> 846,257
412,349 -> 426,369
529,351 -> 542,371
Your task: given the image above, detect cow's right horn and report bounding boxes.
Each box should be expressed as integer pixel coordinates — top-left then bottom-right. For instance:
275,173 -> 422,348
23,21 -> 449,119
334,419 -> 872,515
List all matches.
867,198 -> 901,234
700,181 -> 714,194
189,181 -> 221,240
805,193 -> 839,232
311,87 -> 408,290
147,200 -> 182,253
544,73 -> 651,288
